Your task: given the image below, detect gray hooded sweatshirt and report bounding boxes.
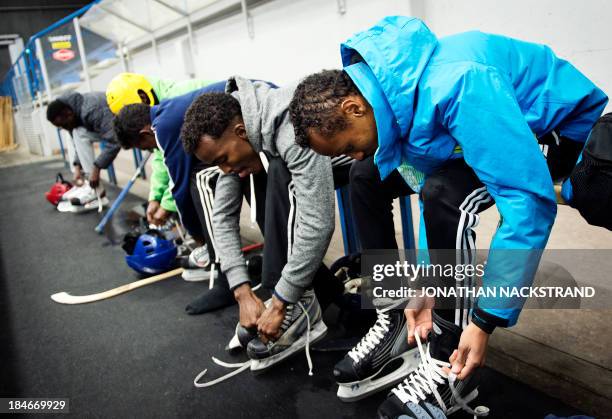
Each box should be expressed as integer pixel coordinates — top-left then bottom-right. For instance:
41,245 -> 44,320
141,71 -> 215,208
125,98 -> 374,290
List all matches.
212,76 -> 335,303
58,92 -> 119,169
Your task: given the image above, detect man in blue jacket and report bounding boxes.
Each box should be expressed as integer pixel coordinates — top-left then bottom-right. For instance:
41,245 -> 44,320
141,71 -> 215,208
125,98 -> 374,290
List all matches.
290,16 -> 607,418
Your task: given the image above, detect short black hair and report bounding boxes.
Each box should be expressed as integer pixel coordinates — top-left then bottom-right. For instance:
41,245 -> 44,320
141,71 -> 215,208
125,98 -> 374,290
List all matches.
181,92 -> 242,155
113,103 -> 151,149
289,69 -> 360,148
46,99 -> 70,122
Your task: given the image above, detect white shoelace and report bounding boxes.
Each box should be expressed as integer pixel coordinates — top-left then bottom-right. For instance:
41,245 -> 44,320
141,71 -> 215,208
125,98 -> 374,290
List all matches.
249,174 -> 256,225
347,310 -> 391,363
248,153 -> 269,226
193,301 -> 314,387
95,188 -> 103,213
392,333 -> 489,418
209,263 -> 216,289
298,301 -> 314,376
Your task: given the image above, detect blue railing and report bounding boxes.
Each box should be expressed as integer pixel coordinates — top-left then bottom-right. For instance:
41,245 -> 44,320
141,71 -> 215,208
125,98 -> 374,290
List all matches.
0,1 -> 101,104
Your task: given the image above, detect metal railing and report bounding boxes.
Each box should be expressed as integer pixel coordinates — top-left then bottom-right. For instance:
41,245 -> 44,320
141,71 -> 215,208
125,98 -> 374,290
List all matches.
0,1 -> 102,105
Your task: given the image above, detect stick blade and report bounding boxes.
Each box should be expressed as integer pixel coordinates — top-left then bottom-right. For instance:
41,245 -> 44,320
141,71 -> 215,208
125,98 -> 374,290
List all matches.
51,292 -> 93,305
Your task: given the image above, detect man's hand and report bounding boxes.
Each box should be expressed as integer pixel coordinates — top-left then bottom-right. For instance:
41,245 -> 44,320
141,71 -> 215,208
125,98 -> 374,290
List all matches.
405,294 -> 435,345
234,283 -> 265,329
257,295 -> 286,342
89,165 -> 101,188
73,165 -> 83,184
444,322 -> 489,380
146,201 -> 161,225
152,206 -> 171,226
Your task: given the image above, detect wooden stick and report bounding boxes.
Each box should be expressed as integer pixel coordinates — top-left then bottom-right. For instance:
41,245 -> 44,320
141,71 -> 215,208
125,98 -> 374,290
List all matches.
50,242 -> 264,305
51,268 -> 184,305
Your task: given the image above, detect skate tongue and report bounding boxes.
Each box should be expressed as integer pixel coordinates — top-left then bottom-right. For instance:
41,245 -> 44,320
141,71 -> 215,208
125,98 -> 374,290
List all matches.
428,312 -> 461,362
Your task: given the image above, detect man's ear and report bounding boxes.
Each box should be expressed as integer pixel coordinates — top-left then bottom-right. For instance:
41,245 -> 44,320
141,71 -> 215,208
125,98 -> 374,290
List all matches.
340,96 -> 367,118
234,123 -> 248,141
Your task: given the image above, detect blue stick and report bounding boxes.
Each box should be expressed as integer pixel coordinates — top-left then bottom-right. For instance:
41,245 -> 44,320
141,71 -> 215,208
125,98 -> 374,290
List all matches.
95,152 -> 152,234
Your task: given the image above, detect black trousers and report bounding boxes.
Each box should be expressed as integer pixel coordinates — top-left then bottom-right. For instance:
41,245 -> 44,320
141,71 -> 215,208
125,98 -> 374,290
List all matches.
350,157 -> 494,327
189,164 -> 267,267
189,155 -> 353,307
260,155 -> 352,306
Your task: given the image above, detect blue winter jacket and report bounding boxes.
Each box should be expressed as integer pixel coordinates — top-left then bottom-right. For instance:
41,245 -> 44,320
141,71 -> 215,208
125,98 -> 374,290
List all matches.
151,81 -> 227,236
341,16 -> 607,328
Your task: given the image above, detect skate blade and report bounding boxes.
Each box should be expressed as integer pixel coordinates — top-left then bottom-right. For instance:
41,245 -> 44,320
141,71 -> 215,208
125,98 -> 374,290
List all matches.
58,198 -> 108,213
250,321 -> 328,374
57,201 -> 87,213
57,201 -> 76,212
83,197 -> 109,211
337,348 -> 421,402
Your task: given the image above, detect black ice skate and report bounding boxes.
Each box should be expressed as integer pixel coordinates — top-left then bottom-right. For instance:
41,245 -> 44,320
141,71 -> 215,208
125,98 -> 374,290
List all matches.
334,299 -> 420,402
377,312 -> 489,419
225,323 -> 258,354
246,289 -> 327,373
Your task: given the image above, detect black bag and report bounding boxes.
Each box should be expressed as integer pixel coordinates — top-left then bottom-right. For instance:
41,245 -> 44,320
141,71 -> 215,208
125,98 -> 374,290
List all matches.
569,113 -> 612,230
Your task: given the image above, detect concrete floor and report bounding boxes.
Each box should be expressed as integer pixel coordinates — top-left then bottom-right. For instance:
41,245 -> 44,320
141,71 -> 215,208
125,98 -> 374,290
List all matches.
4,146 -> 611,416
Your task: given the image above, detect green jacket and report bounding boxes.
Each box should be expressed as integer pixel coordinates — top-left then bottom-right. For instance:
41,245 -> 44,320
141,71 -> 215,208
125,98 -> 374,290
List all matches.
146,77 -> 211,211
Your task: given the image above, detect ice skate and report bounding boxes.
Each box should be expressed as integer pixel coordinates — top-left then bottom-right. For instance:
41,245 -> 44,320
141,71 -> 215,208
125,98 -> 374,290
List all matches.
57,197 -> 109,213
57,182 -> 108,213
226,294 -> 271,353
246,289 -> 327,373
58,182 -> 83,202
335,299 -> 420,402
377,312 -> 489,419
225,323 -> 258,353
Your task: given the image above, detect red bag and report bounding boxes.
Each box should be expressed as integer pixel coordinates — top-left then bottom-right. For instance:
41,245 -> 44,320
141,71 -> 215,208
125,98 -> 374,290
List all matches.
45,173 -> 72,206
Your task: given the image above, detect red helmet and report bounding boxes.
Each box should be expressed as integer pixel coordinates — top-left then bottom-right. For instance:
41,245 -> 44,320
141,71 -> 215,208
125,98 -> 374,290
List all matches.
45,173 -> 72,206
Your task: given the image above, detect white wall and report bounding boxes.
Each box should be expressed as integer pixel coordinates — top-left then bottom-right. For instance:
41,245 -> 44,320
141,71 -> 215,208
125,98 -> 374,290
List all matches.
91,0 -> 415,88
418,0 -> 612,111
188,0 -> 413,84
89,0 -> 611,110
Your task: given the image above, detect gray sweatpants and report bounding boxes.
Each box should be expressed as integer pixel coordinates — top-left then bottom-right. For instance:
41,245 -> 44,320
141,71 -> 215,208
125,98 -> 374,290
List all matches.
71,126 -> 100,175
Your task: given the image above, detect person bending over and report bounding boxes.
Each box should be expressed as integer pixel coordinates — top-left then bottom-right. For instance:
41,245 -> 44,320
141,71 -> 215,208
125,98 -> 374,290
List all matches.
290,16 -> 607,418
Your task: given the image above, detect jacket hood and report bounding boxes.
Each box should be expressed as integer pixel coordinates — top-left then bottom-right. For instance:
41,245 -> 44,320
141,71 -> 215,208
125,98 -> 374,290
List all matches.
57,92 -> 84,123
341,16 -> 438,179
226,76 -> 289,154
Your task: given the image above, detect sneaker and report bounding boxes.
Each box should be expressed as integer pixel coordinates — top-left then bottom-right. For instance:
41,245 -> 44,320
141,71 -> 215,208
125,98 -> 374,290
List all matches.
182,266 -> 217,282
246,289 -> 328,372
334,300 -> 420,402
188,245 -> 210,268
377,312 -> 489,418
181,245 -> 211,282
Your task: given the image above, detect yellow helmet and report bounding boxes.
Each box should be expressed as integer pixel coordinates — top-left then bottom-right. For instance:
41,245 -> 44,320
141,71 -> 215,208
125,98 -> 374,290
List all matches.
106,73 -> 155,114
